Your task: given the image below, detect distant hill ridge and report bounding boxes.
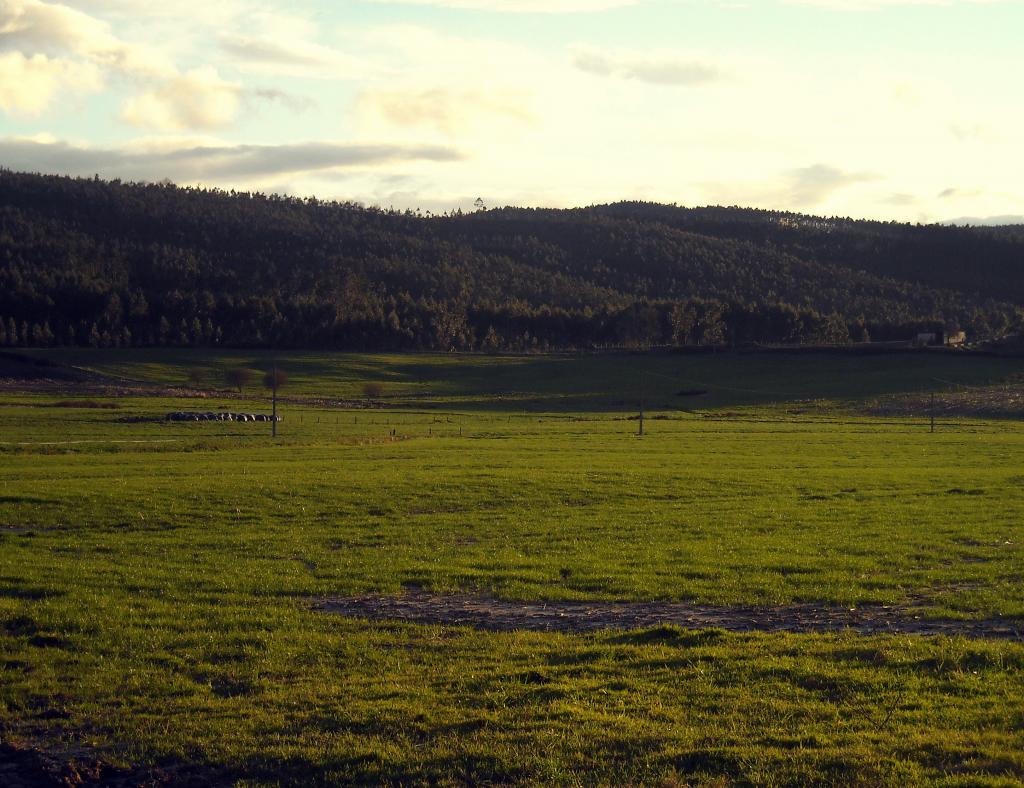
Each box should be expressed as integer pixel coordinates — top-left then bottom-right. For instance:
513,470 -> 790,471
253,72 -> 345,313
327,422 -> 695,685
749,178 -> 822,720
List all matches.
0,169 -> 1021,350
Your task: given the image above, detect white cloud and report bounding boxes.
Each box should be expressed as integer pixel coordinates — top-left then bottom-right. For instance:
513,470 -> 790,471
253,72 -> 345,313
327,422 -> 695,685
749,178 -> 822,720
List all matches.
572,45 -> 725,86
59,0 -> 245,19
356,88 -> 534,135
0,50 -> 100,113
786,164 -> 878,205
702,164 -> 881,212
938,186 -> 984,200
0,0 -> 173,76
350,0 -> 1008,10
0,0 -> 180,116
120,67 -> 242,131
362,0 -> 639,12
0,0 -> 294,130
943,214 -> 1024,226
220,33 -> 366,79
785,0 -> 1008,8
0,136 -> 465,182
349,25 -> 554,145
218,9 -> 374,80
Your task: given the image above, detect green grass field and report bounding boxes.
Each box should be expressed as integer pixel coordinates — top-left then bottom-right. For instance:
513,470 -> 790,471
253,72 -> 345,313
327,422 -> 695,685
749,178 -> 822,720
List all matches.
2,350 -> 1023,785
33,346 -> 1024,408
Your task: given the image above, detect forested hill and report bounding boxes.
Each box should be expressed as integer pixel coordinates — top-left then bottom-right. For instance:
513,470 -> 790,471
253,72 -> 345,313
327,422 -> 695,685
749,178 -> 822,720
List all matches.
1,169 -> 1021,351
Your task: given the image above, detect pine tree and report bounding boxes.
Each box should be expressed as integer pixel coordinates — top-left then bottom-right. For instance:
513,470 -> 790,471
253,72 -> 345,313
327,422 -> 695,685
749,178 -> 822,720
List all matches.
482,325 -> 501,353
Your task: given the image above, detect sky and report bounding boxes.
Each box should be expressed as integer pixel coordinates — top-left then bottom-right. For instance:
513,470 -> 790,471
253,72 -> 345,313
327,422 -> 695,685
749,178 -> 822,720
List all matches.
1,0 -> 1022,222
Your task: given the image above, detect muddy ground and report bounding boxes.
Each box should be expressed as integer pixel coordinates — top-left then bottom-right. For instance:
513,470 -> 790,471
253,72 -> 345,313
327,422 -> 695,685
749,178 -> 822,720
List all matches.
866,382 -> 1024,420
317,591 -> 1024,640
0,742 -> 227,788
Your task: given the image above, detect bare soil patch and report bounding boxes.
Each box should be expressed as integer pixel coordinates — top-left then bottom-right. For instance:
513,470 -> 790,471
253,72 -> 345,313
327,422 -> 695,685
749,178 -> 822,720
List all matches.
0,377 -> 402,411
0,742 -> 228,788
317,591 -> 1024,640
867,383 -> 1024,420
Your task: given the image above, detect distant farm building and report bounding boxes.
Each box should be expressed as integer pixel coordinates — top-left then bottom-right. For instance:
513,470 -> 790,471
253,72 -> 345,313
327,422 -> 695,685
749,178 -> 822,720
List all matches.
913,330 -> 967,347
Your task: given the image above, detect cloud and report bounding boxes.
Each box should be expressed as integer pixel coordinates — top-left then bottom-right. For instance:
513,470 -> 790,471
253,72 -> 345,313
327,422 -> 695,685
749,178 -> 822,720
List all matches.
356,88 -> 533,135
938,186 -> 984,200
785,0 -> 1006,8
348,26 -> 554,148
948,121 -> 1000,143
785,163 -> 878,205
0,137 -> 464,182
0,0 -> 172,76
0,51 -> 100,113
359,0 -> 1007,11
220,34 -> 329,69
702,164 -> 880,211
0,0 -> 272,131
361,0 -> 638,12
572,46 -> 725,86
0,0 -> 181,117
943,214 -> 1024,226
119,67 -> 313,133
251,87 -> 316,113
219,30 -> 372,80
883,192 -> 917,206
0,0 -> 157,116
119,67 -> 242,131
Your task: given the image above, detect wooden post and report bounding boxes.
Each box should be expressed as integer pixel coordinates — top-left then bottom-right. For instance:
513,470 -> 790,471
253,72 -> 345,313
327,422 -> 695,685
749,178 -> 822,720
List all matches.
638,372 -> 645,437
272,361 -> 278,438
930,392 -> 935,434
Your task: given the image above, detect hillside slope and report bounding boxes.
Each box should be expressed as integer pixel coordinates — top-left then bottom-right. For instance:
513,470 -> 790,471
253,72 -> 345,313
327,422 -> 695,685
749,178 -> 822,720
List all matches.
1,170 -> 1021,350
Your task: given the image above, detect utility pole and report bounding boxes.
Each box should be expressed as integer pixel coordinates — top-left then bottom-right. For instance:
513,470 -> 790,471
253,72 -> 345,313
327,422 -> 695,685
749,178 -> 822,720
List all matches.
638,372 -> 645,437
930,391 -> 935,434
272,361 -> 278,438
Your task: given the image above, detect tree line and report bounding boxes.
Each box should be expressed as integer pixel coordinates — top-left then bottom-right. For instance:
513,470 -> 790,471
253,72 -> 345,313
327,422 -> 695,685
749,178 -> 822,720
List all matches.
1,170 -> 1020,351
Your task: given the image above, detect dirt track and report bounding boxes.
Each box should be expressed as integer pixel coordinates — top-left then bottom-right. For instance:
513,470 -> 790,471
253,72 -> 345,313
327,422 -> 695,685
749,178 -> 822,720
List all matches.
318,591 -> 1024,640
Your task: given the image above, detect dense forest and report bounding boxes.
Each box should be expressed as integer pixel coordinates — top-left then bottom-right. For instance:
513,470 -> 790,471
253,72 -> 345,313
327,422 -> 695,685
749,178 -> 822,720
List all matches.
1,169 -> 1021,351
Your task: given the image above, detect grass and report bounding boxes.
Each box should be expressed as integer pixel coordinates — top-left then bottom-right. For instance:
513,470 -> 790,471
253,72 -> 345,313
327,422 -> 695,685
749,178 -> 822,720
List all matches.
30,346 -> 1024,409
2,349 -> 1023,785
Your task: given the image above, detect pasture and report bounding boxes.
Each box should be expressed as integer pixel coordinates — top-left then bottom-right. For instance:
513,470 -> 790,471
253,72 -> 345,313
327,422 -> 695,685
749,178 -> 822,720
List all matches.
1,350 -> 1023,785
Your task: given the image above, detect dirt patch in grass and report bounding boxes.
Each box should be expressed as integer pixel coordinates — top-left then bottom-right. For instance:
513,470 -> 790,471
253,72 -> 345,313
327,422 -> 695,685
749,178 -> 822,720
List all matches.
317,591 -> 1024,640
0,742 -> 230,787
0,377 -> 401,410
47,400 -> 121,410
866,384 -> 1024,420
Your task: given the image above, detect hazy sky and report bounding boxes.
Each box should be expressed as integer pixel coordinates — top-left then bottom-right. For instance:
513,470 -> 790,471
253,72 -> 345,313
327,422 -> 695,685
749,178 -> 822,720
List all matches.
1,0 -> 1022,221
